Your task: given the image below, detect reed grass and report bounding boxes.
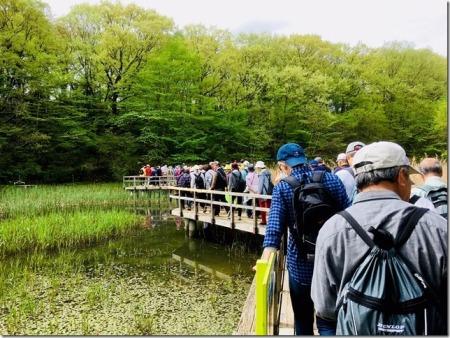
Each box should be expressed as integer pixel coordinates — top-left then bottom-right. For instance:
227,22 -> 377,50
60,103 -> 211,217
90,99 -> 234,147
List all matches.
0,183 -> 157,220
0,209 -> 143,257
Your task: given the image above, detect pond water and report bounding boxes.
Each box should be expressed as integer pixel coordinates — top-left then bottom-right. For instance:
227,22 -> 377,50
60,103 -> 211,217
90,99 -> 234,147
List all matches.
0,207 -> 260,335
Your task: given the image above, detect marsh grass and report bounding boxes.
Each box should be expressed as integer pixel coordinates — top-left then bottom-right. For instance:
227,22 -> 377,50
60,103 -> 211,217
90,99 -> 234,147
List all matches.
0,209 -> 143,257
0,183 -> 166,220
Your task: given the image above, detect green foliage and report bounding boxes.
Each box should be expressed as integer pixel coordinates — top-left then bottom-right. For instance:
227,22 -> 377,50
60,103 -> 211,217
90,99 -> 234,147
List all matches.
0,0 -> 446,183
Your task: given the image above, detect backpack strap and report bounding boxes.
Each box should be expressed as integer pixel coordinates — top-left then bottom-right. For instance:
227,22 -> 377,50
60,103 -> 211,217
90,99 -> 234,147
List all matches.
281,176 -> 302,189
409,195 -> 420,205
394,207 -> 428,249
338,210 -> 375,249
312,170 -> 325,183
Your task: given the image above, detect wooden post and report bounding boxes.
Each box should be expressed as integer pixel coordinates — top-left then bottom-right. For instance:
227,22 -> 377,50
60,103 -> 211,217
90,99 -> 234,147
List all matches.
193,190 -> 198,220
230,192 -> 235,229
179,188 -> 183,217
253,196 -> 258,234
210,191 -> 215,224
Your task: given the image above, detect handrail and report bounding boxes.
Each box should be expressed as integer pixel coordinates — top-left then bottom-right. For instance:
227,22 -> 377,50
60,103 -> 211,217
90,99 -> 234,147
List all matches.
123,175 -> 176,188
254,233 -> 286,335
167,186 -> 272,233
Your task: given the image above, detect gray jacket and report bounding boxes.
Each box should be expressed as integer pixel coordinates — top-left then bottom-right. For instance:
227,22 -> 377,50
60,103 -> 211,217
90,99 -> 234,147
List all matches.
311,190 -> 447,321
258,169 -> 272,195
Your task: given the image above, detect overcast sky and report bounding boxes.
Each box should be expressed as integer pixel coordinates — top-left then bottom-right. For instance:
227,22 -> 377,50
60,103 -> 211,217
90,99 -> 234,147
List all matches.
44,0 -> 447,56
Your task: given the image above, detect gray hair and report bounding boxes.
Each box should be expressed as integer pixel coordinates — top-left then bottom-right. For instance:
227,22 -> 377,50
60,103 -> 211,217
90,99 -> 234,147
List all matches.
419,161 -> 442,176
355,166 -> 407,190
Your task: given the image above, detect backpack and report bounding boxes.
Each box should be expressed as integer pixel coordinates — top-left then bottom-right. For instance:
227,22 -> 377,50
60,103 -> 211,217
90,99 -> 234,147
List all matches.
416,185 -> 447,219
282,171 -> 339,257
261,171 -> 274,195
335,207 -> 445,335
178,173 -> 191,188
232,172 -> 246,192
215,168 -> 227,189
194,173 -> 205,189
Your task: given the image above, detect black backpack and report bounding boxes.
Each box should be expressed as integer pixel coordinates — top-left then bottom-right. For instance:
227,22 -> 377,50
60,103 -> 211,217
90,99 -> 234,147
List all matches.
215,168 -> 227,189
282,171 -> 339,258
232,172 -> 246,192
194,173 -> 205,189
336,207 -> 445,335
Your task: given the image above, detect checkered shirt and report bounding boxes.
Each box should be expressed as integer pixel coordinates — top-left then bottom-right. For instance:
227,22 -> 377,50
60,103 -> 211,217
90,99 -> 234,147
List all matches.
263,166 -> 350,284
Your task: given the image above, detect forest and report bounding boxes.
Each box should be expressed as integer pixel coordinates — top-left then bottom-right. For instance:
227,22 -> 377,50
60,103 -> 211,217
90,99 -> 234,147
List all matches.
0,0 -> 447,183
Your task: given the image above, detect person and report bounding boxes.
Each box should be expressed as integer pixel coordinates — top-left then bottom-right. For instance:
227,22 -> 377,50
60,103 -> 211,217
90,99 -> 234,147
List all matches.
210,161 -> 229,216
228,163 -> 246,220
191,165 -> 206,211
144,164 -> 152,185
411,157 -> 447,219
333,153 -> 352,175
345,141 -> 365,203
177,168 -> 192,210
255,161 -> 272,225
245,163 -> 259,218
314,157 -> 332,172
261,143 -> 349,335
240,160 -> 250,180
333,153 -> 356,201
311,141 -> 447,334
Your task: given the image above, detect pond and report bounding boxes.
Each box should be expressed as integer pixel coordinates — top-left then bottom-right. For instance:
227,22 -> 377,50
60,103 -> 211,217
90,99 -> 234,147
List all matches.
0,205 -> 260,335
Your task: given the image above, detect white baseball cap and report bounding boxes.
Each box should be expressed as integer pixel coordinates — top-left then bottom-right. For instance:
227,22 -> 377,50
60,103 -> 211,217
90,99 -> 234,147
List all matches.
346,141 -> 365,154
353,141 -> 420,176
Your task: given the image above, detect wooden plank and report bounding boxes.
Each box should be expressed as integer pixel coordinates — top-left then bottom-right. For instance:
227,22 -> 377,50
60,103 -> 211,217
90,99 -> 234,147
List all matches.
278,269 -> 295,335
235,274 -> 257,335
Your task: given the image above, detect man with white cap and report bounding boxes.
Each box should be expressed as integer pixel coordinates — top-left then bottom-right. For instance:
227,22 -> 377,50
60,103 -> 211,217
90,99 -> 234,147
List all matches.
312,141 -> 447,334
333,153 -> 356,201
344,141 -> 365,203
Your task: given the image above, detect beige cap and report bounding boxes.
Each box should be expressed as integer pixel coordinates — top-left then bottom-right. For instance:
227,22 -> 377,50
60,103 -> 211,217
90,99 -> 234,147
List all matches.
255,161 -> 266,168
336,153 -> 347,161
353,141 -> 420,176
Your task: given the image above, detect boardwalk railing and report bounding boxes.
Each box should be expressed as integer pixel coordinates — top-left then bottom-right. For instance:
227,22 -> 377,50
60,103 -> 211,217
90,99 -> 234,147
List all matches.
123,175 -> 177,189
254,235 -> 286,335
167,187 -> 272,235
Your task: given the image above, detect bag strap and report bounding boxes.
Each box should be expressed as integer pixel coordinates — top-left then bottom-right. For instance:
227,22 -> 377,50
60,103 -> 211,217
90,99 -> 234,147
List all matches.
394,207 -> 428,249
281,176 -> 302,189
338,210 -> 375,248
312,170 -> 325,183
409,195 -> 420,205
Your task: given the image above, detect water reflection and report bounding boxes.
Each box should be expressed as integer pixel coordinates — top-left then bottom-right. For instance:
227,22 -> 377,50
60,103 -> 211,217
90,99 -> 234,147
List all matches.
0,205 -> 258,334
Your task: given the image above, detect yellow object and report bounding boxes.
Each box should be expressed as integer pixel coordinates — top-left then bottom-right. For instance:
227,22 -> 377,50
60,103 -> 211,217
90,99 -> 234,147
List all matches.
255,252 -> 276,335
224,164 -> 232,170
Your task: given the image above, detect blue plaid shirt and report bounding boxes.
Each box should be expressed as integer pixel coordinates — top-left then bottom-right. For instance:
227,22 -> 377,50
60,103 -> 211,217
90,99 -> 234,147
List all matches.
263,166 -> 350,284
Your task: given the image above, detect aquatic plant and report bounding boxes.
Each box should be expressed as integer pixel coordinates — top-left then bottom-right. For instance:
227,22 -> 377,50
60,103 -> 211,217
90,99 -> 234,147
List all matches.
0,209 -> 143,257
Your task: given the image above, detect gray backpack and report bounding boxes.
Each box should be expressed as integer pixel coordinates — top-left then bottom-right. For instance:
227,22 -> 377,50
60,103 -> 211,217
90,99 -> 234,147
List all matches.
335,207 -> 445,335
416,185 -> 447,219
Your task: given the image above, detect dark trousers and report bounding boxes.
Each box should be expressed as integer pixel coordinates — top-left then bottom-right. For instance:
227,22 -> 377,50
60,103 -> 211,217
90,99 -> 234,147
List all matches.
213,189 -> 228,216
234,195 -> 242,217
289,275 -> 336,335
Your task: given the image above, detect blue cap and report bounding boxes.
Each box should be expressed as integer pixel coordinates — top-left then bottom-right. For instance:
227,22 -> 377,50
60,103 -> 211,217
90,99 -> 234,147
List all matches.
276,143 -> 307,167
309,160 -> 318,167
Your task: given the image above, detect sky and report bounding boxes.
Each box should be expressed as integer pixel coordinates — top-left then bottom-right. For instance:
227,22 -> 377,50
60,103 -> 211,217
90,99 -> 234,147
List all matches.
44,0 -> 447,56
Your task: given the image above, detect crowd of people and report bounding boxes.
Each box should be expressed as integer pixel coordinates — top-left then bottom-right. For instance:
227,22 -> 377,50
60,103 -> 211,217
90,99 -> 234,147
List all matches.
139,140 -> 447,335
260,141 -> 447,335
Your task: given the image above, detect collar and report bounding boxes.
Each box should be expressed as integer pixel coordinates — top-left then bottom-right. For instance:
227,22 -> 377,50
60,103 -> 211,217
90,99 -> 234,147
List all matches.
425,176 -> 446,186
353,190 -> 402,204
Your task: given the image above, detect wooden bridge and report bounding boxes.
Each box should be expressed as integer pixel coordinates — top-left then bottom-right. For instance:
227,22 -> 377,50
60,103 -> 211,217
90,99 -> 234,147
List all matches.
123,175 -> 295,335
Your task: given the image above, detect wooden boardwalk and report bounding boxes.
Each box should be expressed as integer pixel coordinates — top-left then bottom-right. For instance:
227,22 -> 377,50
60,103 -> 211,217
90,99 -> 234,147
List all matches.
170,207 -> 267,235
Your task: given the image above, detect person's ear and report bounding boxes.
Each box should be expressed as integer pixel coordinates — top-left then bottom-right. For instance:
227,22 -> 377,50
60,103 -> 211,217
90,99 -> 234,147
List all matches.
396,167 -> 411,188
